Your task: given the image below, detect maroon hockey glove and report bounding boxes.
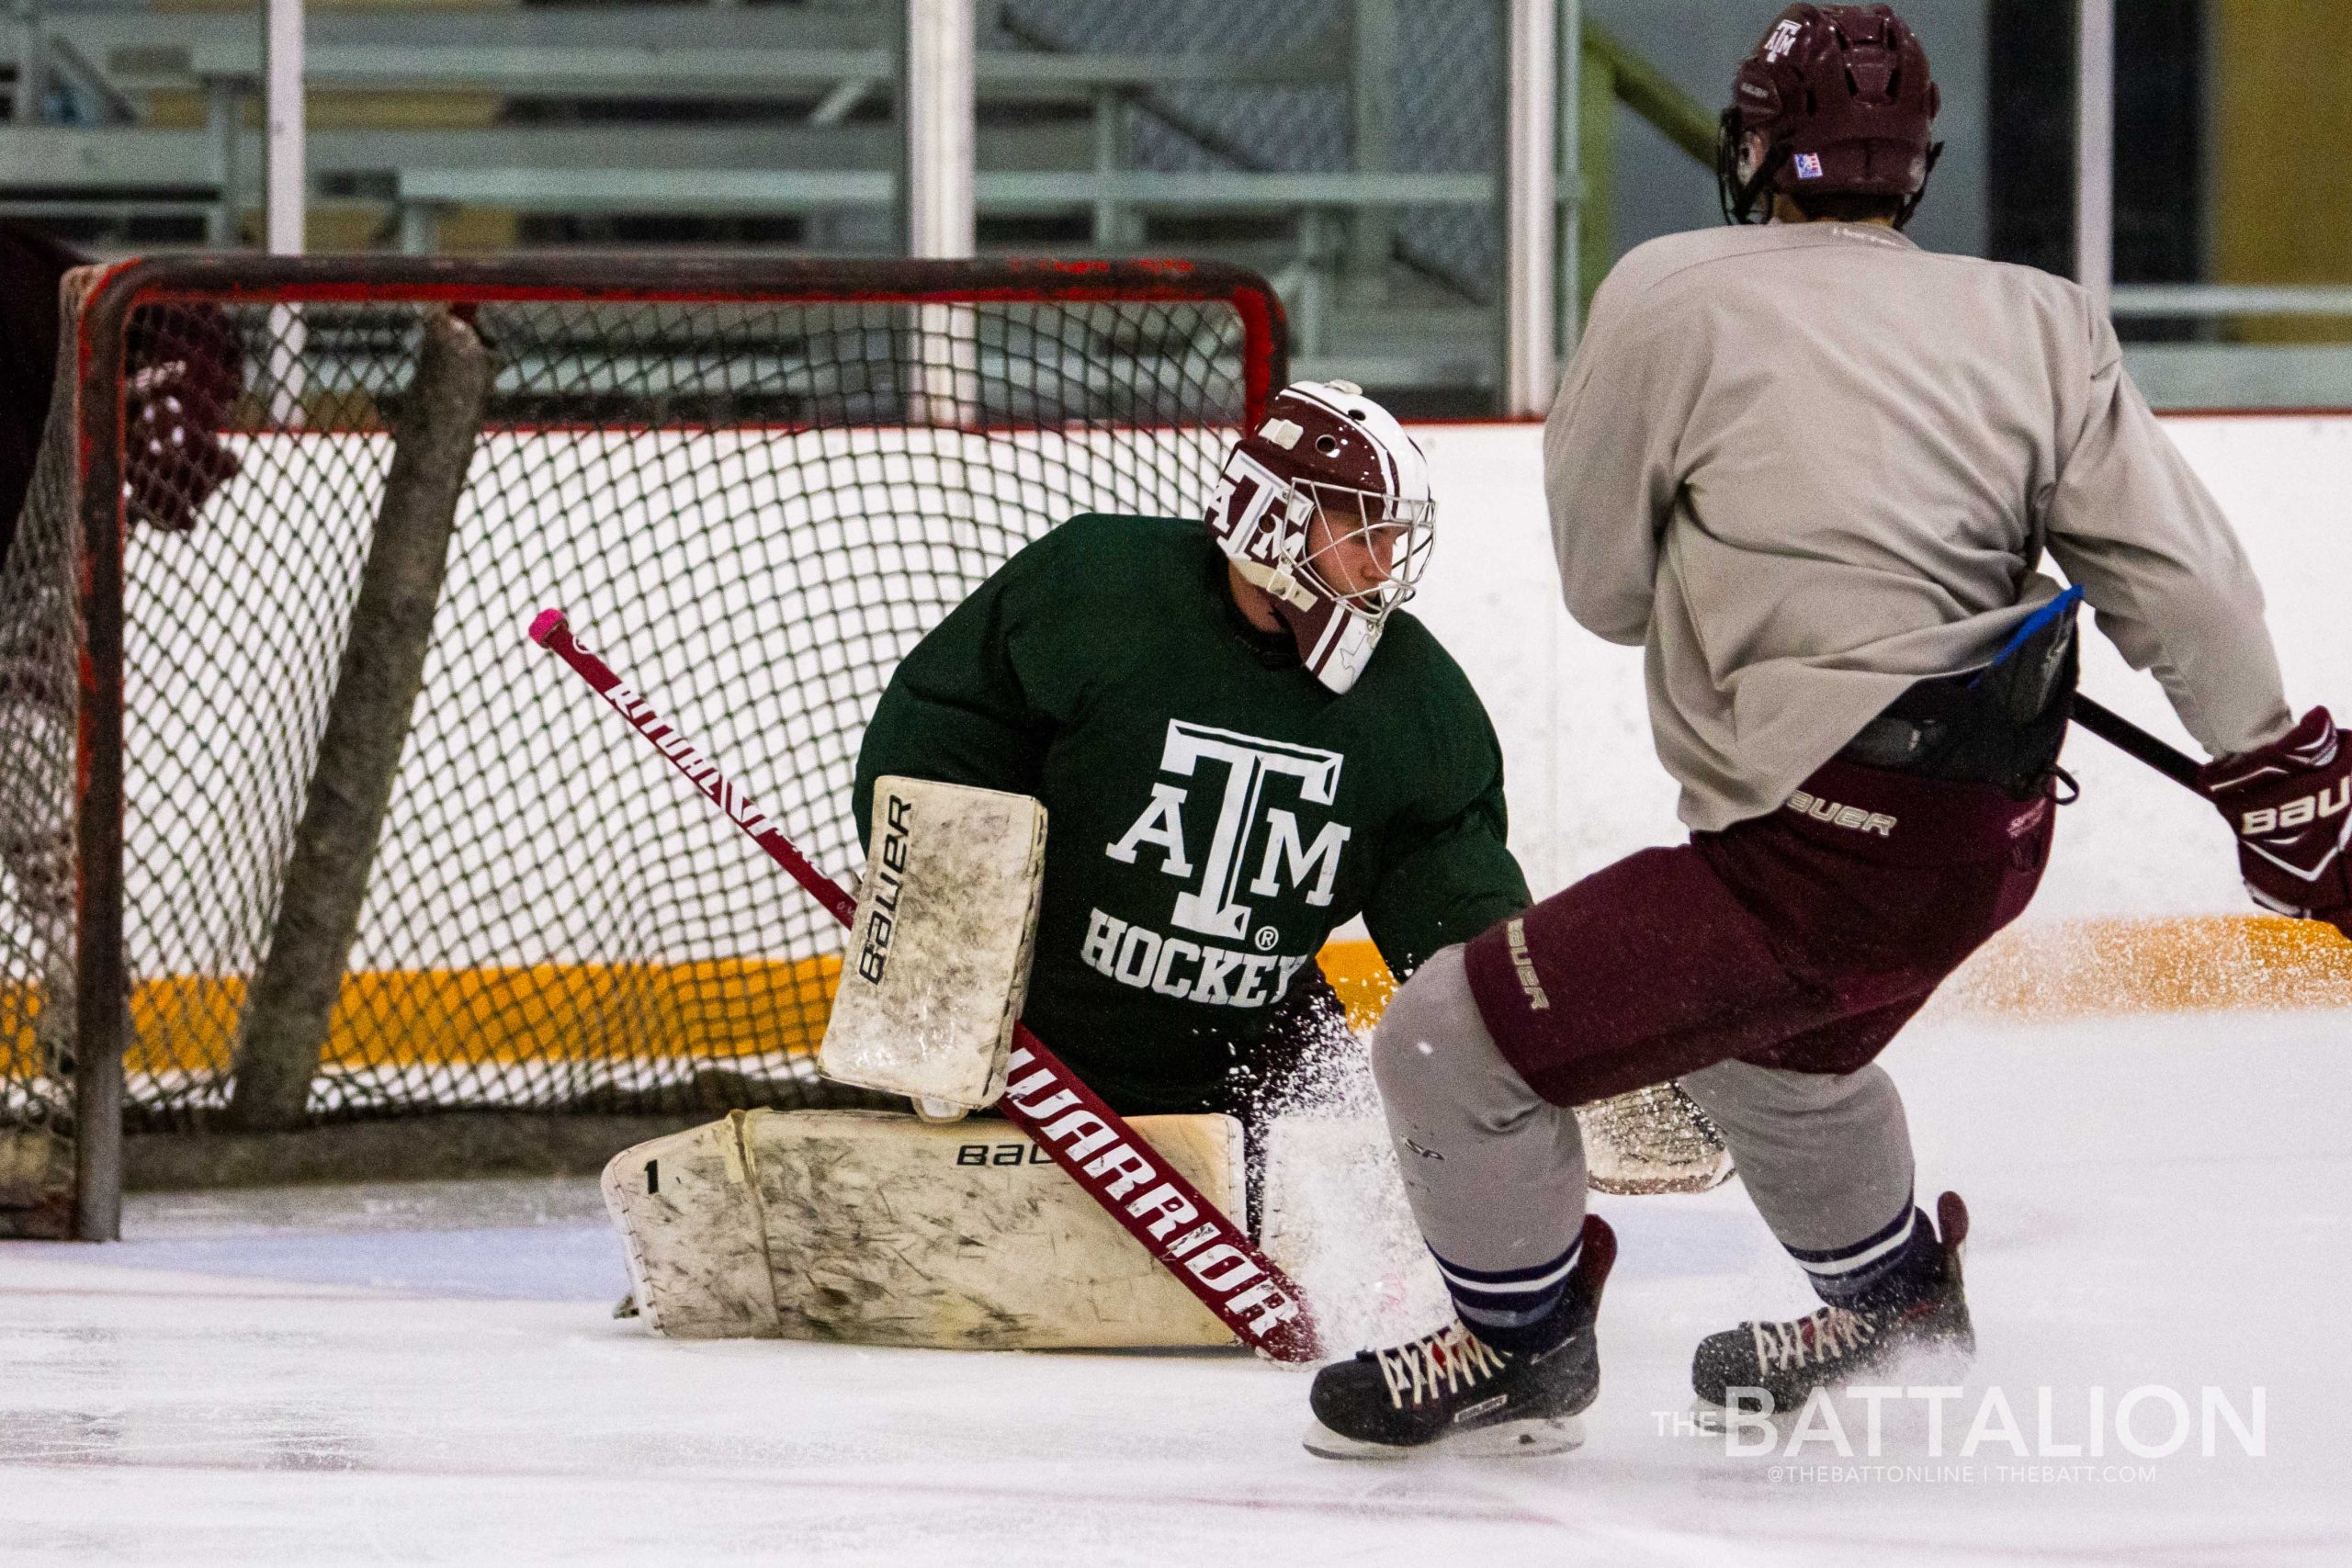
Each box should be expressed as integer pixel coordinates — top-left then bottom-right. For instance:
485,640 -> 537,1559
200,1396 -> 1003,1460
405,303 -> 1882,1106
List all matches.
2198,706 -> 2352,935
121,308 -> 243,534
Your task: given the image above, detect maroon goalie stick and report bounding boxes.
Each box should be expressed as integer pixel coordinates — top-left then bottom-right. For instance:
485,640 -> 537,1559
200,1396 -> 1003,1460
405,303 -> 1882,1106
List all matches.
528,608 -> 1321,1362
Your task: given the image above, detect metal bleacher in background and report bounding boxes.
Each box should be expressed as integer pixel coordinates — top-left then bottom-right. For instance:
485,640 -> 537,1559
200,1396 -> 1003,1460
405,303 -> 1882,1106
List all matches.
12,2 -> 2345,413
1,0 -> 1740,411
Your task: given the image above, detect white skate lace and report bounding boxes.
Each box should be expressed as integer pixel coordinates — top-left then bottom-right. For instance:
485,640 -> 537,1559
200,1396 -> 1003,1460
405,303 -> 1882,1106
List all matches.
1374,1323 -> 1510,1409
1749,1305 -> 1877,1374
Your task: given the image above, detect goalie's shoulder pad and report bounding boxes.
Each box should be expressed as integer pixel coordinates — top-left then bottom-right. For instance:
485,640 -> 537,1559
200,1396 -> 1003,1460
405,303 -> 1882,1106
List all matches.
820,775 -> 1046,1109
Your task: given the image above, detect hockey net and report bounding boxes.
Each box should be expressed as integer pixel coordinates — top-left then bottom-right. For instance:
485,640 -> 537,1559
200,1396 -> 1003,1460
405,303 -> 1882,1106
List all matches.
0,256 -> 1283,1237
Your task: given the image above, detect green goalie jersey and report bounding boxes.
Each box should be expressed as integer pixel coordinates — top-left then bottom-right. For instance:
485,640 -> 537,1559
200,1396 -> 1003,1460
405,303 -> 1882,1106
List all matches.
853,513 -> 1530,1113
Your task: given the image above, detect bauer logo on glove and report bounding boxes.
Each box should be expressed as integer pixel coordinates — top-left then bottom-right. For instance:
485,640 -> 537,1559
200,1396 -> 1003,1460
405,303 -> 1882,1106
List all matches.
2233,783 -> 2351,837
2198,706 -> 2352,933
853,792 -> 913,985
817,776 -> 1047,1110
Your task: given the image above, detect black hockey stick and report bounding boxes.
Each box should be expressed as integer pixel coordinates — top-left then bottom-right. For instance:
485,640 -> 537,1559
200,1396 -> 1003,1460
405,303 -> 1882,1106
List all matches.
2071,694 -> 2201,792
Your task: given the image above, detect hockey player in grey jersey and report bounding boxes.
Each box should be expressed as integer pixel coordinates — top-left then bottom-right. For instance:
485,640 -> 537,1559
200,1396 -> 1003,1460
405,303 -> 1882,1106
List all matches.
1306,2 -> 2352,1458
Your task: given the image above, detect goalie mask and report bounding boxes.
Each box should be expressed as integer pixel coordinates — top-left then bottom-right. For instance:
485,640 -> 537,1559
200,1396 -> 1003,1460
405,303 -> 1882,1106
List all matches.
1206,379 -> 1434,694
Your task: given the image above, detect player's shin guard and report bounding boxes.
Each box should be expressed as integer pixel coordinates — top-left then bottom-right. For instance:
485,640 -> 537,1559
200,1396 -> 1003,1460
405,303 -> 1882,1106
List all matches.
1368,942 -> 1593,1324
1690,1191 -> 1973,1425
1304,1215 -> 1615,1460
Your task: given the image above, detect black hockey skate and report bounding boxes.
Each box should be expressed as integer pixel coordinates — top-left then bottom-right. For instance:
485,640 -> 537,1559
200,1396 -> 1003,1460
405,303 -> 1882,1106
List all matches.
1304,1215 -> 1615,1460
1692,1191 -> 1973,1427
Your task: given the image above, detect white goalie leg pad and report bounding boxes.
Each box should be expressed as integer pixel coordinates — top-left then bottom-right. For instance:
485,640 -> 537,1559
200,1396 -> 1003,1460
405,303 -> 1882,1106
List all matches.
608,1109 -> 1248,1348
601,1112 -> 781,1339
743,1109 -> 1244,1350
819,775 -> 1046,1111
611,1109 -> 1250,1344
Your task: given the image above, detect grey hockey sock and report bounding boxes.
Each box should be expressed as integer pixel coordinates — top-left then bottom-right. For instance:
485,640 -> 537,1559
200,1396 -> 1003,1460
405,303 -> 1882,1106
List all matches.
1782,1191 -> 1924,1304
1431,1231 -> 1585,1352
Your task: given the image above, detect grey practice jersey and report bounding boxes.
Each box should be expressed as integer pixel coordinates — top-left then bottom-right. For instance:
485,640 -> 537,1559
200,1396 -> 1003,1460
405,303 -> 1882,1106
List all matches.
1545,220 -> 2291,832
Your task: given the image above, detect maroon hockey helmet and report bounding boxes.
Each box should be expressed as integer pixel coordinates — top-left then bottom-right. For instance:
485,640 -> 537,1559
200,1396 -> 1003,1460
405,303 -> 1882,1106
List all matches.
1716,4 -> 1941,228
1205,379 -> 1433,694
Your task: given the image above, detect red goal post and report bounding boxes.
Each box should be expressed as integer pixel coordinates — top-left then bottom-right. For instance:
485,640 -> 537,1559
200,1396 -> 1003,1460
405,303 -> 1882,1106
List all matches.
0,255 -> 1286,1240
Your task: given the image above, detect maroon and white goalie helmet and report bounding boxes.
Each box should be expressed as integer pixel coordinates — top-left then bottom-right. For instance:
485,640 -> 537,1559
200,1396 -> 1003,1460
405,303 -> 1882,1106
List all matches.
1206,379 -> 1434,694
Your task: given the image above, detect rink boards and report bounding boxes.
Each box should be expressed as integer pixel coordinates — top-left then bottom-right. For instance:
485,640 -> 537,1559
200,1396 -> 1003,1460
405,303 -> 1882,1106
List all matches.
2,908 -> 2341,1107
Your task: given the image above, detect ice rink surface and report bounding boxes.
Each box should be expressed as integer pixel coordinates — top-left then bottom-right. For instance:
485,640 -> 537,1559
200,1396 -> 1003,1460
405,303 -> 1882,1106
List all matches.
5,1009 -> 2347,1567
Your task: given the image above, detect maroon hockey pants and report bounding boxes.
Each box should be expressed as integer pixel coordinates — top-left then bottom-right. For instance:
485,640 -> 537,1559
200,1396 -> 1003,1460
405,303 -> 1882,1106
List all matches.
1462,757 -> 2056,1107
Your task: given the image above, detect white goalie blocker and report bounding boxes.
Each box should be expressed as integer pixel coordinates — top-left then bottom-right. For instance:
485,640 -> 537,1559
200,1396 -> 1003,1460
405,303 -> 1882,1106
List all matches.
817,775 -> 1047,1114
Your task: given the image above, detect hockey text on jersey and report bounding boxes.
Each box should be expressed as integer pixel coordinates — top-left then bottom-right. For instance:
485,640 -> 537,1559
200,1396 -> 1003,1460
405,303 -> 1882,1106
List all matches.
1081,908 -> 1313,1008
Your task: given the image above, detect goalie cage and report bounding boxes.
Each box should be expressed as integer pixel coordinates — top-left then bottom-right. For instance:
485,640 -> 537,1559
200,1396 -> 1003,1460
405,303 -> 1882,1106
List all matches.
0,255 -> 1283,1239
0,253 -> 1722,1243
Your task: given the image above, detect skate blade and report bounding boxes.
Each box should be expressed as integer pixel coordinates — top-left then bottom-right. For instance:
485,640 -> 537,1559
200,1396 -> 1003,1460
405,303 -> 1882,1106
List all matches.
1689,1396 -> 1793,1435
1302,1414 -> 1585,1461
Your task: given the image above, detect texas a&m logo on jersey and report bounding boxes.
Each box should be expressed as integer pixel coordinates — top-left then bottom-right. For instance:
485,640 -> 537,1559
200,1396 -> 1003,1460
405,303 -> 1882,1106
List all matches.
1083,720 -> 1351,1009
